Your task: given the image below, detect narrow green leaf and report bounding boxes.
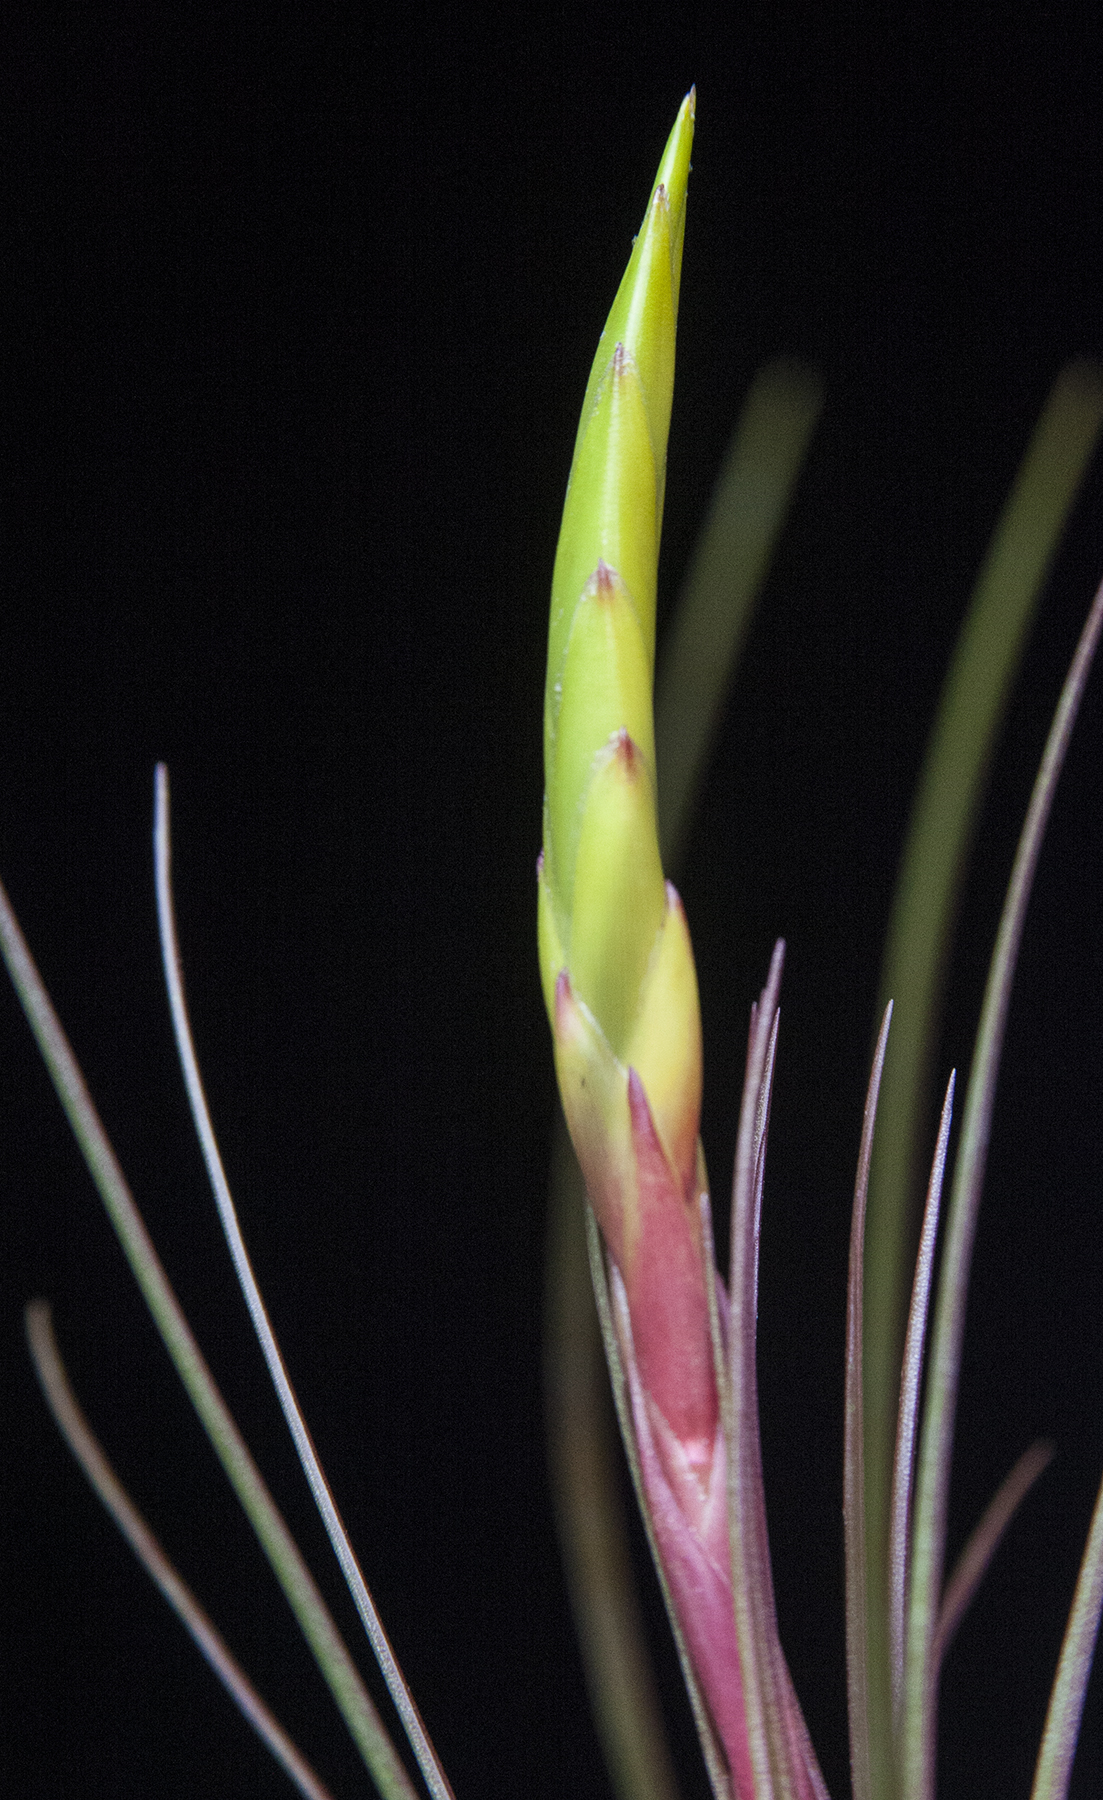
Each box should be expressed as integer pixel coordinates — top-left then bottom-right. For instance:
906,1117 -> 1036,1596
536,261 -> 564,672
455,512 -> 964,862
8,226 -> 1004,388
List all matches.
888,1074 -> 954,1736
154,767 -> 454,1800
0,872 -> 417,1800
25,1302 -> 338,1800
544,1135 -> 685,1800
726,943 -> 802,1800
902,575 -> 1103,1800
655,358 -> 823,870
934,1439 -> 1053,1670
584,1200 -> 734,1800
845,1005 -> 893,1800
863,361 -> 1103,1800
1031,1461 -> 1103,1800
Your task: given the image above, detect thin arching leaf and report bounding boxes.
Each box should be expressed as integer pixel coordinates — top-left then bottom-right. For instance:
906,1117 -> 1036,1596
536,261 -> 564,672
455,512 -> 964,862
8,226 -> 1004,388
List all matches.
863,362 -> 1103,1800
154,766 -> 455,1800
585,1205 -> 734,1800
934,1439 -> 1053,1670
545,1130 -> 683,1800
25,1301 -> 337,1800
726,952 -> 785,1799
844,1004 -> 893,1800
1031,1462 -> 1103,1800
888,1072 -> 954,1730
656,358 -> 823,871
0,869 -> 417,1800
723,942 -> 827,1800
902,574 -> 1103,1800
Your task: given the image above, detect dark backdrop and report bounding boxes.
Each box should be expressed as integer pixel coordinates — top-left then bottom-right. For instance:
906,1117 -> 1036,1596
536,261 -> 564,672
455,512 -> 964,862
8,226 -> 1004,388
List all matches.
3,10 -> 1102,1798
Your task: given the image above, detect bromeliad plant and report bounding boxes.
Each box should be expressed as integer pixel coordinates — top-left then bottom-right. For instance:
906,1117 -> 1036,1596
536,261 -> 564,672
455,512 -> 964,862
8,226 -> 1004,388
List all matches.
3,88 -> 1103,1800
537,91 -> 1103,1800
537,94 -> 826,1800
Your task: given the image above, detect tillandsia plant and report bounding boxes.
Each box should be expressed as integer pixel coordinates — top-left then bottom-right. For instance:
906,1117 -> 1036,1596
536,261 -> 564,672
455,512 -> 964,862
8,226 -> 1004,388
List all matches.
539,91 -> 1103,1800
2,84 -> 1103,1800
538,93 -> 827,1800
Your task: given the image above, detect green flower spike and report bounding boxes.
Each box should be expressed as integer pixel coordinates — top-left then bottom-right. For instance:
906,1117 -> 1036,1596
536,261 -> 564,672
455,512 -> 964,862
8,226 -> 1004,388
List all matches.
540,94 -> 755,1798
538,90 -> 710,1456
539,95 -> 832,1800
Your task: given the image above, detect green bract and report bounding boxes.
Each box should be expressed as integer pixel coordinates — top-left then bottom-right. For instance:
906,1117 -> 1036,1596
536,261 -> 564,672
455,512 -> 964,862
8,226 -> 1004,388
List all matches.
540,91 -> 695,1076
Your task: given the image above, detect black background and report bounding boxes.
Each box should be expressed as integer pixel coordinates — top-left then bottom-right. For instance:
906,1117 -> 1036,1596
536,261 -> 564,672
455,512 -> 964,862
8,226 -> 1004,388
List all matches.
3,9 -> 1103,1798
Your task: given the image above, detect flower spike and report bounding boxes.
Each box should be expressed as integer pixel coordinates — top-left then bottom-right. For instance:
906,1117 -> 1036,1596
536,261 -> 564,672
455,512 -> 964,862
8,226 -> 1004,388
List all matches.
539,92 -> 711,1468
539,95 -> 825,1799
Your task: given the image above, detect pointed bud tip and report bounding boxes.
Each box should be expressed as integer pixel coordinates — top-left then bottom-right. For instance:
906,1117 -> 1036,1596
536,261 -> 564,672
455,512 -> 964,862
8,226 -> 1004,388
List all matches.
593,558 -> 615,597
611,726 -> 645,775
554,965 -> 573,1018
626,1064 -> 651,1129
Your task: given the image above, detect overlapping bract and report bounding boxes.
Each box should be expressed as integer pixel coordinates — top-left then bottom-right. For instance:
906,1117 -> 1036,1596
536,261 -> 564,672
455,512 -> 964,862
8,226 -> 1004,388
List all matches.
537,91 -> 714,1468
538,95 -> 824,1798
